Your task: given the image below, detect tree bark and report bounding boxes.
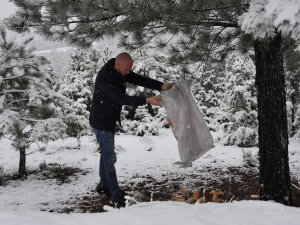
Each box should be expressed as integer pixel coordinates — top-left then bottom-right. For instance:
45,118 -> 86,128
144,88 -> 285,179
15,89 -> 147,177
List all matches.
18,146 -> 27,178
254,32 -> 292,205
290,78 -> 300,136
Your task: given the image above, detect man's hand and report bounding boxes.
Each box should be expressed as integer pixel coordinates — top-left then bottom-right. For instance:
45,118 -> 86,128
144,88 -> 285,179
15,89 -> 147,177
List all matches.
146,96 -> 162,106
161,83 -> 174,91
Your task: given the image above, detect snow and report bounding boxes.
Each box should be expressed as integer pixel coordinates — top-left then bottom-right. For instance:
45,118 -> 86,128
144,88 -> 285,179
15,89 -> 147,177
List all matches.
239,0 -> 300,40
234,85 -> 247,93
0,95 -> 4,110
0,0 -> 16,20
0,129 -> 300,225
0,201 -> 300,225
34,47 -> 71,55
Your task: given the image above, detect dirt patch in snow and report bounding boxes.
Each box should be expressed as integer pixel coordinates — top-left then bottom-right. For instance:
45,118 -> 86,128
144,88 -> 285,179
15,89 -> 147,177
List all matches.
3,165 -> 299,212
1,164 -> 88,185
50,166 -> 299,213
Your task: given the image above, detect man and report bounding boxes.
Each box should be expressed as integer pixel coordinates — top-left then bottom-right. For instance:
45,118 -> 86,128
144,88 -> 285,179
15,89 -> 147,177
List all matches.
89,52 -> 173,207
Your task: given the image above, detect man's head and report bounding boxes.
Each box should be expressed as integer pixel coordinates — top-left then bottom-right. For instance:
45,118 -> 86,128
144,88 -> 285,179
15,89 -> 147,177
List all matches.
114,52 -> 133,76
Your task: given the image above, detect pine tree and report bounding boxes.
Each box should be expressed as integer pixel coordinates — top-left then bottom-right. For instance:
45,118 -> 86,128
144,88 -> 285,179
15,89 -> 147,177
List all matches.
46,64 -> 61,91
0,27 -> 67,178
222,52 -> 257,147
191,61 -> 228,133
58,48 -> 102,146
60,49 -> 93,114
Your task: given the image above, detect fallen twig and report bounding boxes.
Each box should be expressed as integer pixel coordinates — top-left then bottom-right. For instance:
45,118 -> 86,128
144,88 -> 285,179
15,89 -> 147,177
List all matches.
292,183 -> 300,191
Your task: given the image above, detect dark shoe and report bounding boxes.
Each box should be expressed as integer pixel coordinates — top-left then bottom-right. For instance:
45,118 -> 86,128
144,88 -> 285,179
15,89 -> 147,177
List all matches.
96,183 -> 111,197
111,196 -> 126,208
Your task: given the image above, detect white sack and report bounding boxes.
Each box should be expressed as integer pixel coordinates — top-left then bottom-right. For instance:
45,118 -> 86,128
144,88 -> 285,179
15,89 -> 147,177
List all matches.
161,80 -> 214,166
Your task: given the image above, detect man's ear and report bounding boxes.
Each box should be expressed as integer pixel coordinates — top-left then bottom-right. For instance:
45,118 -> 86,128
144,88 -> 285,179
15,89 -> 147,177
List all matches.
114,61 -> 119,70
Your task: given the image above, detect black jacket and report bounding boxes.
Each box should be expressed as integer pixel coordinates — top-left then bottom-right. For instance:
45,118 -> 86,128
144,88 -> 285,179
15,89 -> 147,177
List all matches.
89,58 -> 164,133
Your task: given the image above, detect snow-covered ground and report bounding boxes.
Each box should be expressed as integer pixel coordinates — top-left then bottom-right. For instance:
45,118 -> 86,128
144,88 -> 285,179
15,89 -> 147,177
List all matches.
1,201 -> 300,225
1,129 -> 300,225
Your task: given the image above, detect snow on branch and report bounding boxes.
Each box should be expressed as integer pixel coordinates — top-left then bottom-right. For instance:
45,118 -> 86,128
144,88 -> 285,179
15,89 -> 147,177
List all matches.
239,0 -> 300,40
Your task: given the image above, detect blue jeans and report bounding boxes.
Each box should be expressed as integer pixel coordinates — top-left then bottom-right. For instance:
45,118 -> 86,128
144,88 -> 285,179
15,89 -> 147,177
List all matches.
93,128 -> 122,200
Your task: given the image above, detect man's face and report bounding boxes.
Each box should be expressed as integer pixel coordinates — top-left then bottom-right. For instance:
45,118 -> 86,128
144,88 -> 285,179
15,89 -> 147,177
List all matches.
115,60 -> 133,77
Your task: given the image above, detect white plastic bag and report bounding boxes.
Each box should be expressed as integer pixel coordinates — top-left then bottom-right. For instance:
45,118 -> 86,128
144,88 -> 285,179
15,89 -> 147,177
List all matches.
161,80 -> 214,166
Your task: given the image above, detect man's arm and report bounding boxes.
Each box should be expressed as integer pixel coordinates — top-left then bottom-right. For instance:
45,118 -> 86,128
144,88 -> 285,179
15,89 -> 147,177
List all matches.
96,77 -> 146,105
96,77 -> 162,106
126,72 -> 164,91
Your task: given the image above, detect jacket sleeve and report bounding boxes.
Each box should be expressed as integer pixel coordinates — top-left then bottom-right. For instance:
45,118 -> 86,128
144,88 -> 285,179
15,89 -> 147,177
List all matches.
126,72 -> 163,91
96,77 -> 146,106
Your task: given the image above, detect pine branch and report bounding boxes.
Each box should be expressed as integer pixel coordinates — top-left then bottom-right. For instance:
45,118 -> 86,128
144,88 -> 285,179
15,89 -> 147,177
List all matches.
2,75 -> 26,80
178,21 -> 239,28
19,116 -> 41,123
0,90 -> 28,94
5,99 -> 28,108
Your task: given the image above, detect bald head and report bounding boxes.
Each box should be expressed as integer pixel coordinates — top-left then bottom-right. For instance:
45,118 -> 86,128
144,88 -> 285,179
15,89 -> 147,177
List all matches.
114,52 -> 133,76
115,52 -> 133,64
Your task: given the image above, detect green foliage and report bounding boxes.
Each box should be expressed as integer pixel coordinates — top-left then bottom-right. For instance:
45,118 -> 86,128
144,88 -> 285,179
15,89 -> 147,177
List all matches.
0,26 -> 68,176
60,48 -> 101,113
0,27 -> 60,146
5,0 -> 255,141
6,0 -> 299,145
222,53 -> 257,147
242,149 -> 258,167
57,48 -> 103,139
283,40 -> 300,138
6,0 -> 248,62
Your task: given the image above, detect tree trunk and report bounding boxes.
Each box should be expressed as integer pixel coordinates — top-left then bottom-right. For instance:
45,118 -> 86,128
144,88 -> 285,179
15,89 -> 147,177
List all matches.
77,132 -> 81,149
18,146 -> 27,178
254,32 -> 292,205
290,79 -> 296,136
290,78 -> 300,136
